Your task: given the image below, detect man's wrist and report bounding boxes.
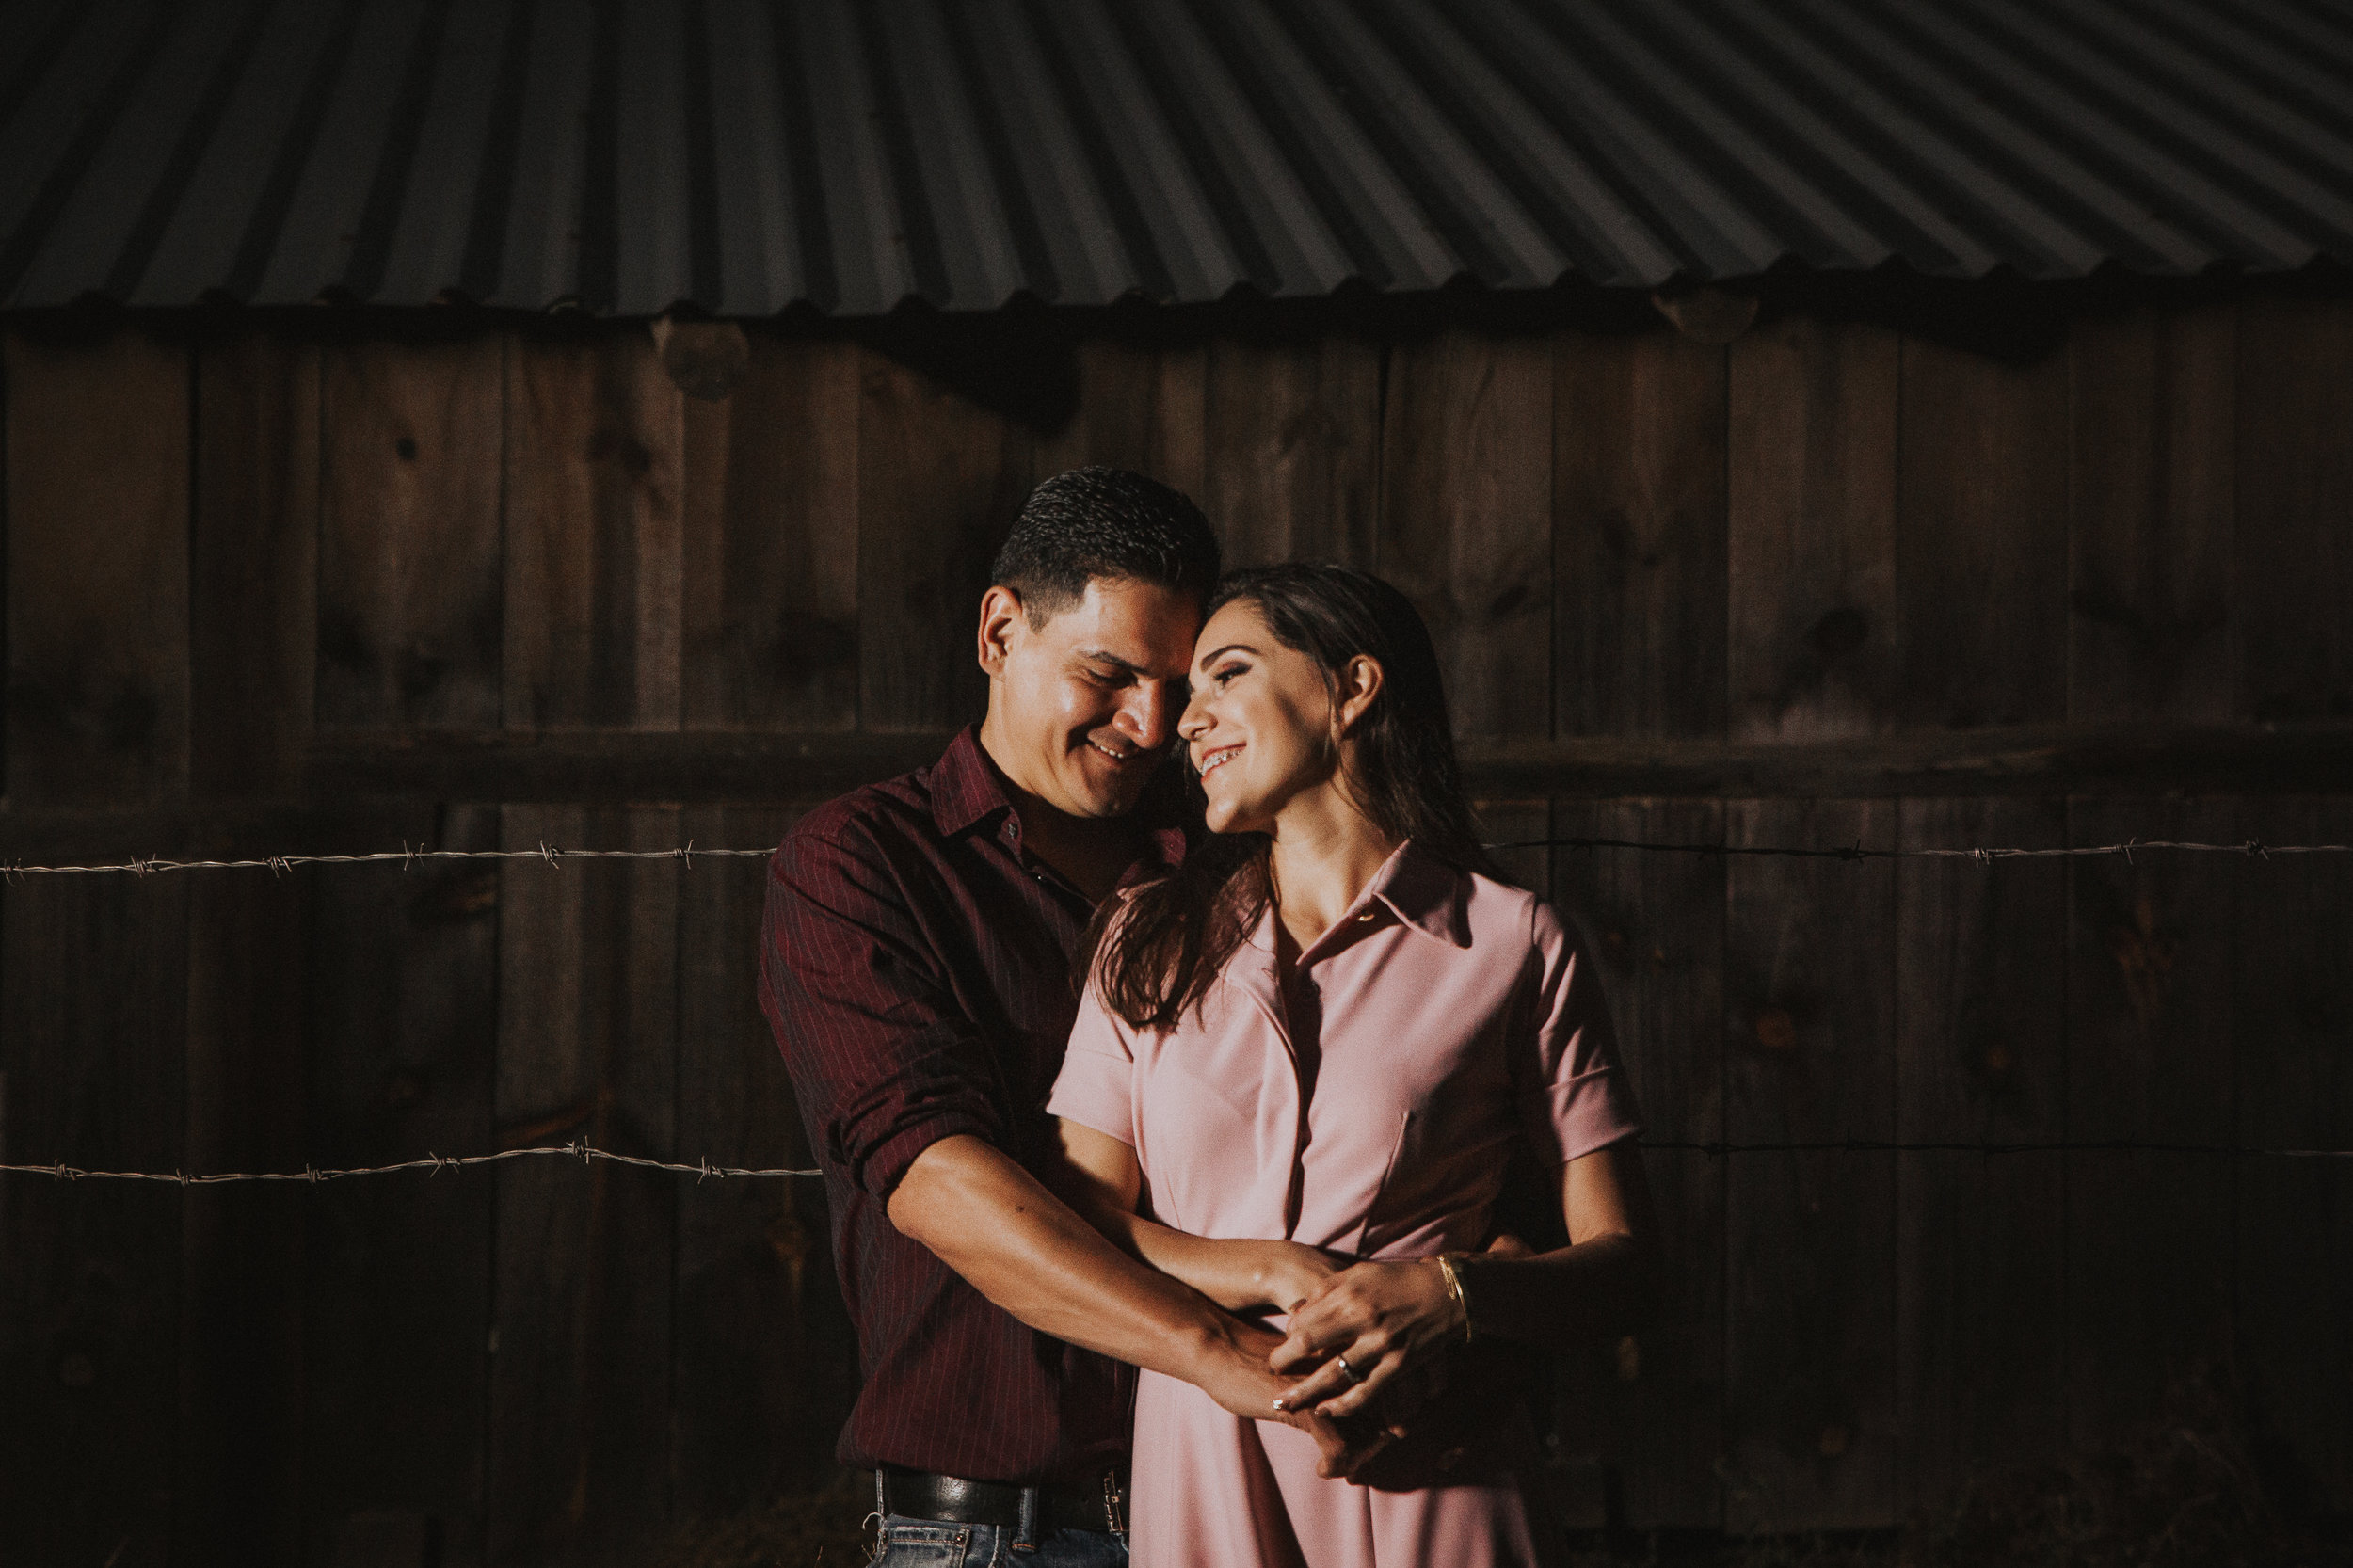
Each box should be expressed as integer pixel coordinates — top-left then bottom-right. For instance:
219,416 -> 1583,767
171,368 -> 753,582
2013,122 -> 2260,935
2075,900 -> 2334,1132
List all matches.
1172,1308 -> 1270,1384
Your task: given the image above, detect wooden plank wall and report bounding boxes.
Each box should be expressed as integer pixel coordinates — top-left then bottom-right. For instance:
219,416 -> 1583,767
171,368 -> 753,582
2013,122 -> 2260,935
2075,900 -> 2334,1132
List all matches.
0,299 -> 2349,1563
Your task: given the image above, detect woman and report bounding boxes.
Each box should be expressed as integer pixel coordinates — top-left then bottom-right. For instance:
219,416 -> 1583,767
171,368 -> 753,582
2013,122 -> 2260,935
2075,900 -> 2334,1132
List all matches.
1047,564 -> 1655,1567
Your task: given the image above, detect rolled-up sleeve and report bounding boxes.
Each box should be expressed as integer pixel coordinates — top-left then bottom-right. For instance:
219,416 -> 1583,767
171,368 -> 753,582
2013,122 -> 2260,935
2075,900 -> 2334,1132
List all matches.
1045,978 -> 1141,1148
759,821 -> 1005,1200
1514,899 -> 1642,1167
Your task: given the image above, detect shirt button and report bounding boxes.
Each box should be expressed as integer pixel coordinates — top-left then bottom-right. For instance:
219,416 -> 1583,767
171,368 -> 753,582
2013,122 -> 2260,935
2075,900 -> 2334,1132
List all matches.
1356,910 -> 1376,922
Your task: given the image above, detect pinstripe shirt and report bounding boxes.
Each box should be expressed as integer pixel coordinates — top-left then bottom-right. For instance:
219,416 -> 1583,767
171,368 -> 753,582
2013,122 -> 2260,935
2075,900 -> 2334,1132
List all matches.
759,726 -> 1185,1483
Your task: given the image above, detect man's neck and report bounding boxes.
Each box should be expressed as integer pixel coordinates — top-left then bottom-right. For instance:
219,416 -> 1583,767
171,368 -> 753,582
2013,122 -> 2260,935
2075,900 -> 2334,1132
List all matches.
975,727 -> 1144,904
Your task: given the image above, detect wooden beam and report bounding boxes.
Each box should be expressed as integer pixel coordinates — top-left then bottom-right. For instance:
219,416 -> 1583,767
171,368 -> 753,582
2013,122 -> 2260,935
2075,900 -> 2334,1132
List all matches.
287,723 -> 2353,805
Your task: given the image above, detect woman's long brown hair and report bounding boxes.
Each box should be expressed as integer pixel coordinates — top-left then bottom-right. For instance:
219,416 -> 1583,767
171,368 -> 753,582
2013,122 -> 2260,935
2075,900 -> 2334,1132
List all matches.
1090,563 -> 1502,1031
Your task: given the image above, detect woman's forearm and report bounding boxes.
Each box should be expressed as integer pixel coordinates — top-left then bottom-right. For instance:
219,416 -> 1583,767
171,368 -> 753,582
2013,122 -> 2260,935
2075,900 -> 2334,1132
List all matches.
1069,1193 -> 1310,1315
1448,1229 -> 1656,1345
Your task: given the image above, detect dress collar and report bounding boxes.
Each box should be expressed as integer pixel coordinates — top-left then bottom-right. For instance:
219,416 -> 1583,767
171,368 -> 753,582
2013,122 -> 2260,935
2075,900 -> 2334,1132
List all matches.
1243,839 -> 1472,954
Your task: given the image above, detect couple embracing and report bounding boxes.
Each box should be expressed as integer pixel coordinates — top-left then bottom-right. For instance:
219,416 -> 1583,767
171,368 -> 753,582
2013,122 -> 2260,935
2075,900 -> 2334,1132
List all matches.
761,467 -> 1655,1567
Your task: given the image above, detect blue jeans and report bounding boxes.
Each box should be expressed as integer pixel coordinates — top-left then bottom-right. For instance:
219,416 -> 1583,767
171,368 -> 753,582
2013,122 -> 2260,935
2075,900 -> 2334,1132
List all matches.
872,1514 -> 1128,1566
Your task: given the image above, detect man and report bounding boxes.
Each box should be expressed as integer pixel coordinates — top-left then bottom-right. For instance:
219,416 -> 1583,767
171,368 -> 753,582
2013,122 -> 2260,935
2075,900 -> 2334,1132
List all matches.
760,468 -> 1361,1564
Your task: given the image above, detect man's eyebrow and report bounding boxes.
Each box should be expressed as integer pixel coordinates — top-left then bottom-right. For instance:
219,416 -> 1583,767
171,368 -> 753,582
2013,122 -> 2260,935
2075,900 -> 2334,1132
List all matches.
1194,642 -> 1257,669
1073,646 -> 1152,675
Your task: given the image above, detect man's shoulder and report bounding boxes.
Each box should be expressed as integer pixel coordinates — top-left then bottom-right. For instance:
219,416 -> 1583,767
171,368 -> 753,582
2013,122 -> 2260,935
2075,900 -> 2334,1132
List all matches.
775,767 -> 943,877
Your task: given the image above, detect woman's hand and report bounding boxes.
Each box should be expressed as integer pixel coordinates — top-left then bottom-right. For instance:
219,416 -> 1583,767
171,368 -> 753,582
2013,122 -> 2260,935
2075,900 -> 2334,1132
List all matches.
1267,1256 -> 1466,1420
1247,1240 -> 1341,1314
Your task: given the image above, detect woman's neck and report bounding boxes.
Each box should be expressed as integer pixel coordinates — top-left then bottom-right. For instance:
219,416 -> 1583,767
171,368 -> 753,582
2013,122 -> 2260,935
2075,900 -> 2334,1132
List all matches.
1266,783 -> 1397,956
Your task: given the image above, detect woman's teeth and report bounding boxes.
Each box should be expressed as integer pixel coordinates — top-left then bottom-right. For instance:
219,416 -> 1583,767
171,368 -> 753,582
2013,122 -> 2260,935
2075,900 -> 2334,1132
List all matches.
1199,746 -> 1241,776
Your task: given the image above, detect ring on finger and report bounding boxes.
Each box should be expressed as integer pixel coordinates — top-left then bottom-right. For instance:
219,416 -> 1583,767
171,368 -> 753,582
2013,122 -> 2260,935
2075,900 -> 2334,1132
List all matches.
1333,1354 -> 1362,1387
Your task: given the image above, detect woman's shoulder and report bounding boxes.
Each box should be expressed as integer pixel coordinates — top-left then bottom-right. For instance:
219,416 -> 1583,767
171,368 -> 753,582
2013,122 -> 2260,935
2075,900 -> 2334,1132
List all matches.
1453,864 -> 1581,966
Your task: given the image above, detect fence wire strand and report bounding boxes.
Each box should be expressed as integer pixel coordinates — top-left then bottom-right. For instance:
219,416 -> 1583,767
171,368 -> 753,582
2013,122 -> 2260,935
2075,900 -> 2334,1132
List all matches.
5,838 -> 2353,881
2,1136 -> 2346,1188
1,833 -> 2345,1178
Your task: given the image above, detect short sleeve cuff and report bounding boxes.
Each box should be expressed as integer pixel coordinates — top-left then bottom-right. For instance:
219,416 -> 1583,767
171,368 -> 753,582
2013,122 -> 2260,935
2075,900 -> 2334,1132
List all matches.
1518,1066 -> 1641,1168
1045,1048 -> 1138,1147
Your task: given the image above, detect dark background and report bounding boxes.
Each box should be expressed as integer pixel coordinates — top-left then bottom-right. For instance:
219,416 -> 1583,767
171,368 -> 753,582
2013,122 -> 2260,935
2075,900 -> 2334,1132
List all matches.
1,282 -> 2348,1563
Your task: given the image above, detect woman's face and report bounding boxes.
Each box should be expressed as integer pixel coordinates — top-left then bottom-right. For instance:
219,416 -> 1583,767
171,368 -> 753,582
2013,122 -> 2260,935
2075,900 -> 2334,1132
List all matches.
1177,599 -> 1340,835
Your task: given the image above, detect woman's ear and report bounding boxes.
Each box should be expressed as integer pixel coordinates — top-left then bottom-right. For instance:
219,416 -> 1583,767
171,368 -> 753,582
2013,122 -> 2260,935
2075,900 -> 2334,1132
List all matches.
1333,654 -> 1385,734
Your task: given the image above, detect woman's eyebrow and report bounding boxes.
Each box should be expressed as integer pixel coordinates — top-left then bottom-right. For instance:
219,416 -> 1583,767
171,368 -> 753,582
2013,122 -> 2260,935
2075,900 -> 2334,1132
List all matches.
1194,642 -> 1256,670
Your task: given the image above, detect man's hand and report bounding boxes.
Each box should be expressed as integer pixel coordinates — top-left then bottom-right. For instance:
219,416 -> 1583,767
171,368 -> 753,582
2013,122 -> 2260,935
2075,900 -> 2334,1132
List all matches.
888,1136 -> 1396,1477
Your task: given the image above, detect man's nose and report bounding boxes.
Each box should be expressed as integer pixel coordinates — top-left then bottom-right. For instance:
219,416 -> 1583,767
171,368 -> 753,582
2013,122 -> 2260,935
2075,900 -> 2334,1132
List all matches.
1118,681 -> 1180,751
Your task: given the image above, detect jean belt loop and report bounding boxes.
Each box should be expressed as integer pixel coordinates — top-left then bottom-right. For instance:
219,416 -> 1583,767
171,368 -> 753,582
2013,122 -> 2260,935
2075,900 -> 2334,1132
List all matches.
873,1468 -> 888,1521
1016,1481 -> 1039,1548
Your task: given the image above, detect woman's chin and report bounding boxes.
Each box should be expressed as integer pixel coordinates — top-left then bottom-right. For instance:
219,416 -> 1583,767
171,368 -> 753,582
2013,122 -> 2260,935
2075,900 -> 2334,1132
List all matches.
1200,796 -> 1262,837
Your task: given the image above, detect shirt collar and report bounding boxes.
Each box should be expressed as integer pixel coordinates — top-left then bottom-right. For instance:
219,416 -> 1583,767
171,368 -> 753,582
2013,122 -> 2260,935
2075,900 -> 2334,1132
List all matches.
928,726 -> 1012,839
928,724 -> 1193,872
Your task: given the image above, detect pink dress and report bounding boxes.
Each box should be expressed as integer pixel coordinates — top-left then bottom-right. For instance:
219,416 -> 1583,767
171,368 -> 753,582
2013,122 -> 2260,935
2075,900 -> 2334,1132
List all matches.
1047,841 -> 1640,1568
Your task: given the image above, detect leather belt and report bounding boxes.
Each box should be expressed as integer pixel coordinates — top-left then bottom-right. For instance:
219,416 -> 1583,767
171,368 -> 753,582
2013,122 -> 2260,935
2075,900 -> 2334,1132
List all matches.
877,1464 -> 1127,1535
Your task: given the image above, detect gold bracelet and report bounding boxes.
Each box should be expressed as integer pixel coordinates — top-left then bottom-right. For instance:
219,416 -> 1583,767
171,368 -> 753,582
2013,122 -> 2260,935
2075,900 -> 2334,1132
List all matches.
1434,1253 -> 1474,1344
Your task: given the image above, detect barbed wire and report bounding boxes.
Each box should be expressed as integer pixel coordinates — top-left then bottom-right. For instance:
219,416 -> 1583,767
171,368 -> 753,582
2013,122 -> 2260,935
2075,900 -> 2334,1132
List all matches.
1497,837 -> 2353,864
0,842 -> 773,880
3,836 -> 2351,881
0,1142 -> 817,1185
2,1136 -> 2345,1188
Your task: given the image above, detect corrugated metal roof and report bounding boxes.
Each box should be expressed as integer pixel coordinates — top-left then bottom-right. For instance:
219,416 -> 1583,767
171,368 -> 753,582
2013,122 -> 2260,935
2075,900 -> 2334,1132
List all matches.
2,0 -> 2348,315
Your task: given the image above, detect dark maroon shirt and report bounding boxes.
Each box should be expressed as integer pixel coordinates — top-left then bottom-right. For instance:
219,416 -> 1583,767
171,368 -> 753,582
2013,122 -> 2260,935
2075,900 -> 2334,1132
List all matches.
759,726 -> 1186,1484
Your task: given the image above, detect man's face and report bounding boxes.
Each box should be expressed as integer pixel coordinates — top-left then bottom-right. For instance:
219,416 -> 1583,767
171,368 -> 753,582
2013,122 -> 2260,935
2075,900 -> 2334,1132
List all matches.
978,576 -> 1204,820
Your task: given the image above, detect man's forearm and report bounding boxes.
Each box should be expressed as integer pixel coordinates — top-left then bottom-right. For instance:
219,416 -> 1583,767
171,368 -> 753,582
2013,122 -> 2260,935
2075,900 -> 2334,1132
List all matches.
887,1133 -> 1269,1384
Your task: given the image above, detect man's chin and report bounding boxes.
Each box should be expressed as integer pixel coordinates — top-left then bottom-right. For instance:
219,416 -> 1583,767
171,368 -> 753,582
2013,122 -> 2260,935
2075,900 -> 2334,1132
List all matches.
1061,774 -> 1148,821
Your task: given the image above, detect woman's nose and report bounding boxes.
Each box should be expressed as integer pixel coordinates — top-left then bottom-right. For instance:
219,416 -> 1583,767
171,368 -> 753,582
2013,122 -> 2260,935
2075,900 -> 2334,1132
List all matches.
1176,686 -> 1210,741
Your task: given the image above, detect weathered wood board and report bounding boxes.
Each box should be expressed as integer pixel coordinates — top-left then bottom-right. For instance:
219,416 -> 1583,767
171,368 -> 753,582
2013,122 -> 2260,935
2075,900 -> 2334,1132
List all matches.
488,806 -> 680,1563
1893,798 -> 2068,1509
856,352 -> 1032,731
318,338 -> 505,728
177,864 -> 311,1566
1723,799 -> 1897,1532
0,872 -> 189,1568
2236,296 -> 2352,723
2068,309 -> 2234,726
1201,335 -> 1381,568
1554,329 -> 1727,743
2232,796 -> 2353,1517
680,336 -> 859,731
1033,338 -> 1208,504
301,806 -> 499,1562
2064,798 -> 2237,1456
1549,800 -> 1728,1531
506,330 -> 686,729
1897,338 -> 2068,730
191,335 -> 319,798
1727,317 -> 1898,741
4,329 -> 190,805
670,805 -> 856,1516
1380,331 -> 1553,742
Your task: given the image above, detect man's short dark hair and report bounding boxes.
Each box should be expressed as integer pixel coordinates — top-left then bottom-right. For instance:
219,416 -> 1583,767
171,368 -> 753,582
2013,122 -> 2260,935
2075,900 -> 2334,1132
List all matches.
990,466 -> 1221,626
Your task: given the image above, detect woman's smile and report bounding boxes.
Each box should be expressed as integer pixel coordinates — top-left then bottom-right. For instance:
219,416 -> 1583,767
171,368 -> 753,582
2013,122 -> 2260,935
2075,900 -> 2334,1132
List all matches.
1196,743 -> 1243,776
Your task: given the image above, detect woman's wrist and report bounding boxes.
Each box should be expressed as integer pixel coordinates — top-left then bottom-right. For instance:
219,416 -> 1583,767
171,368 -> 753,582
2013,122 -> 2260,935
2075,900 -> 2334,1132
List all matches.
1434,1253 -> 1478,1342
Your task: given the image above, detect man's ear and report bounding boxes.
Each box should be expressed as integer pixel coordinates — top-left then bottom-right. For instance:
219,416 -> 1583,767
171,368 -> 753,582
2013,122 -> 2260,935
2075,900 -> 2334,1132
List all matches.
977,584 -> 1026,678
1334,654 -> 1385,734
